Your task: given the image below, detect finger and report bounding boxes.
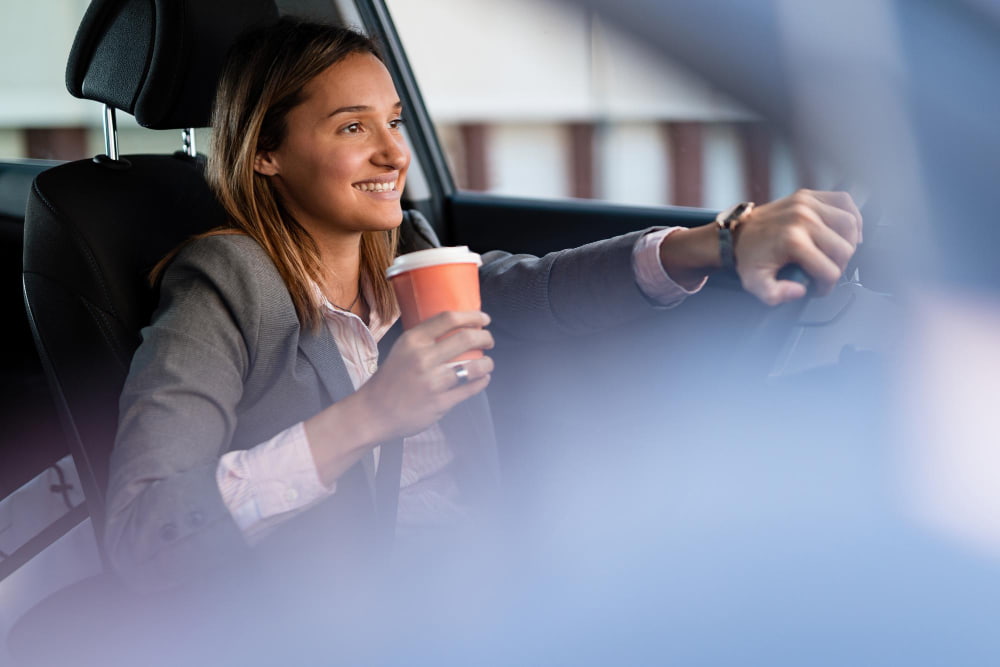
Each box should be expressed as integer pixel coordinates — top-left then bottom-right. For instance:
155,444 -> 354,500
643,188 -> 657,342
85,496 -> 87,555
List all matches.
428,327 -> 495,366
410,311 -> 491,341
790,192 -> 859,249
443,356 -> 494,390
810,200 -> 861,249
786,237 -> 843,296
809,222 -> 856,273
741,267 -> 807,306
812,191 -> 864,245
439,373 -> 491,407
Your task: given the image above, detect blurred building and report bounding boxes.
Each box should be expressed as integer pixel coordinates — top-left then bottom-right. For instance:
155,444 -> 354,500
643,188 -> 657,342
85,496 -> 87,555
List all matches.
388,0 -> 813,209
1,0 -> 817,210
0,0 -> 209,162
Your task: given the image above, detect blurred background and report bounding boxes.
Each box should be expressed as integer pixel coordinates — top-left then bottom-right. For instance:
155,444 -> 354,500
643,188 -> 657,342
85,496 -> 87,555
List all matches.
4,0 -> 1000,663
1,0 -> 834,209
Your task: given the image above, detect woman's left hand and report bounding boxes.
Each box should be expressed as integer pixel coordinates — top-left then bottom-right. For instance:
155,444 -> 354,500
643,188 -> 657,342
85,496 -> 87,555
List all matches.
734,189 -> 863,305
658,189 -> 862,305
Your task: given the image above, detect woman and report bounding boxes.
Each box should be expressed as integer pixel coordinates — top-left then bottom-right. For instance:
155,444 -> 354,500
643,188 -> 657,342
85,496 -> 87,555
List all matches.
104,18 -> 861,593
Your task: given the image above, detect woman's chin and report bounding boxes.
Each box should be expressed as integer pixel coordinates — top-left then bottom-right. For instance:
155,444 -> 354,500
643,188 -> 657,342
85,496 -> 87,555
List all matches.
359,210 -> 404,232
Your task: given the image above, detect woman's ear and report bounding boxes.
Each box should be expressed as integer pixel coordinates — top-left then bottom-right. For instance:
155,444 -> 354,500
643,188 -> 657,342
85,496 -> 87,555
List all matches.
254,150 -> 280,176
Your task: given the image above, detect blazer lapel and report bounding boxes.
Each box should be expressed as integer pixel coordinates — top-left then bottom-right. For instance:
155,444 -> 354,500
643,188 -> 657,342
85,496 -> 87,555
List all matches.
298,324 -> 377,499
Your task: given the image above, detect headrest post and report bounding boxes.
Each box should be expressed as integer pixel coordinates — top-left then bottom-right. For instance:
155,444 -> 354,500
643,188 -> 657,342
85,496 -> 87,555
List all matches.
102,105 -> 120,160
181,128 -> 197,157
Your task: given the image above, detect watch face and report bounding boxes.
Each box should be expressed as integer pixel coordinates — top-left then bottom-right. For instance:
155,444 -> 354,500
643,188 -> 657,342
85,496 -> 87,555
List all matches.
717,202 -> 747,228
716,204 -> 737,225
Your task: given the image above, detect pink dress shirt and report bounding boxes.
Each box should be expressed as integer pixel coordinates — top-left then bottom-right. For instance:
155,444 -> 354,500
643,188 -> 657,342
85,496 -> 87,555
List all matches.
217,227 -> 705,543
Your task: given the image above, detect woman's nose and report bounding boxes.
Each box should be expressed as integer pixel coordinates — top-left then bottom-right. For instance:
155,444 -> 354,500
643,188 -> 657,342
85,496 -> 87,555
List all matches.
373,127 -> 409,170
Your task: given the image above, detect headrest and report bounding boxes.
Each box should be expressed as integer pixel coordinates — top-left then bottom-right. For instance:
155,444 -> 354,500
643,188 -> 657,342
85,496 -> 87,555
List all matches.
66,0 -> 279,130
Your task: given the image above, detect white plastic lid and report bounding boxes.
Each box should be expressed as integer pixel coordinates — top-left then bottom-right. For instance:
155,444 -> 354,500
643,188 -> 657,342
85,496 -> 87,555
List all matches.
385,246 -> 482,278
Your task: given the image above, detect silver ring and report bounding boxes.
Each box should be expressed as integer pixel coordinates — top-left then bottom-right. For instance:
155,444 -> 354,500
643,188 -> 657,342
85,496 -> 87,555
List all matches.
453,364 -> 470,385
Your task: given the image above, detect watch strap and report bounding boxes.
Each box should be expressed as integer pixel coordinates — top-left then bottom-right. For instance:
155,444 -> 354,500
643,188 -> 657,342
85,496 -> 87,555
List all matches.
718,225 -> 736,273
716,201 -> 754,274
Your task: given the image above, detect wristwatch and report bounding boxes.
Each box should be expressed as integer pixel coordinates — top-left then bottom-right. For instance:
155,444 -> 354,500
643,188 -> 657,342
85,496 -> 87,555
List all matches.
716,201 -> 755,273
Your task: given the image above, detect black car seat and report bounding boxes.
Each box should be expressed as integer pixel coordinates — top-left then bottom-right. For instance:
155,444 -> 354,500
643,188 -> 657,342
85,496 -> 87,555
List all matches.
11,1 -> 282,663
0,160 -> 83,587
0,161 -> 66,503
21,0 -> 279,567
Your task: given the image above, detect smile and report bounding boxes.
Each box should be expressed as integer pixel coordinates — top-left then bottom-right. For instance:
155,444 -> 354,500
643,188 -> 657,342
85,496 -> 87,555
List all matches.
353,180 -> 397,193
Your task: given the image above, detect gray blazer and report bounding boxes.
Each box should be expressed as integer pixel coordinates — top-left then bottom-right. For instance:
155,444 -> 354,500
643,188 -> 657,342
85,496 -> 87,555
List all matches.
105,211 -> 662,591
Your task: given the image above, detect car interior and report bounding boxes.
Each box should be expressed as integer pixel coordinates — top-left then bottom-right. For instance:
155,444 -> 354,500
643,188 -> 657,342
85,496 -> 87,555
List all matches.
0,159 -> 74,581
2,0 -> 908,662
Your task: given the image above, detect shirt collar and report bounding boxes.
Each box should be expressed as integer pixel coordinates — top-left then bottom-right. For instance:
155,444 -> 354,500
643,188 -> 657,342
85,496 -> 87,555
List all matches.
314,274 -> 399,342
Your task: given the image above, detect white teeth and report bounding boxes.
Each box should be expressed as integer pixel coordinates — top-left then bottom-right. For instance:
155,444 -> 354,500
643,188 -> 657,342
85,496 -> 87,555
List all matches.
355,181 -> 396,192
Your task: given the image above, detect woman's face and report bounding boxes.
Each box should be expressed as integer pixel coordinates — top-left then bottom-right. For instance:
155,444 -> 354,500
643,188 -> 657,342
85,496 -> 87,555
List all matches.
254,52 -> 410,238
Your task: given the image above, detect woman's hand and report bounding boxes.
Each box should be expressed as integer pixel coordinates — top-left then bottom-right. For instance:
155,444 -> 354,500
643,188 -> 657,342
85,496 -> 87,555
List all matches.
355,310 -> 494,441
305,310 -> 493,487
658,188 -> 862,306
734,189 -> 862,305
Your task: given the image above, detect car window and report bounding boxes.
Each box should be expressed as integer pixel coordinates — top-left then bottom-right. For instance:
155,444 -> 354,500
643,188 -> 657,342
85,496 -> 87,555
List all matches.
386,0 -> 816,210
0,1 -> 211,163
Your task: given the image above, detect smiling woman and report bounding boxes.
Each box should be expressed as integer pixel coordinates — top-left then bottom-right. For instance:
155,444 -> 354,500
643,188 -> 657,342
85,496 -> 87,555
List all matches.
3,1 -> 883,661
252,52 -> 409,319
100,15 -> 863,597
108,18 -> 502,591
253,54 -> 409,244
9,0 -> 1000,664
199,21 -> 404,330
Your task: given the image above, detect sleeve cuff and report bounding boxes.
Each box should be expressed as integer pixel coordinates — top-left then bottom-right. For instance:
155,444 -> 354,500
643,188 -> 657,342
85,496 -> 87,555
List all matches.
633,227 -> 707,309
216,421 -> 335,537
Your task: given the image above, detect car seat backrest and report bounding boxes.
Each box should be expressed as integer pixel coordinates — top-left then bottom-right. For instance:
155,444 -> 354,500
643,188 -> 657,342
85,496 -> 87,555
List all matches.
0,162 -> 67,499
1,163 -> 48,377
22,0 -> 279,562
66,0 -> 277,130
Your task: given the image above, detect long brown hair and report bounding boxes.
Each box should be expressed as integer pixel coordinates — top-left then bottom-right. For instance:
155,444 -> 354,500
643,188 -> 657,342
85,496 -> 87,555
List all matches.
153,19 -> 399,331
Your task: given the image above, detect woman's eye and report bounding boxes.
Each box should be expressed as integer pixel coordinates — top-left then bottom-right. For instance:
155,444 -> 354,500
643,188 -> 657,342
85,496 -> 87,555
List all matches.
341,123 -> 363,134
389,117 -> 405,130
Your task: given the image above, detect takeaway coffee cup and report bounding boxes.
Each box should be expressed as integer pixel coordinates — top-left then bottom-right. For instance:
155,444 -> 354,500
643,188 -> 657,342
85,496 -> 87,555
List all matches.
386,246 -> 484,361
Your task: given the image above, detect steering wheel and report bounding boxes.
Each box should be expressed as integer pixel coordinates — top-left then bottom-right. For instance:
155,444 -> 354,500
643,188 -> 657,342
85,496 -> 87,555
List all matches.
733,264 -> 815,381
734,189 -> 878,383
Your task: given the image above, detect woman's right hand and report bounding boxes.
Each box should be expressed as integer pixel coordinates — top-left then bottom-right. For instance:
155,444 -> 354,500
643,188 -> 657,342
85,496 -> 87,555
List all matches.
305,310 -> 493,487
356,310 -> 494,441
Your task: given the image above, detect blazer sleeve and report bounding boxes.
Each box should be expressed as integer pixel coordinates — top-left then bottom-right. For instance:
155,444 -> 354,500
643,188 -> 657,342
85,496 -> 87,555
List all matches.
104,235 -> 264,592
401,209 -> 663,341
478,228 -> 663,341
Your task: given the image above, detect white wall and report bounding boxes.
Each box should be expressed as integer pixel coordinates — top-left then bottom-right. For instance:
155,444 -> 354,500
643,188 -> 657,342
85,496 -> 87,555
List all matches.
703,123 -> 746,210
590,17 -> 754,122
0,130 -> 22,158
389,0 -> 593,122
487,123 -> 569,198
599,122 -> 669,206
388,0 -> 754,124
0,0 -> 91,126
388,0 -> 784,208
770,136 -> 800,200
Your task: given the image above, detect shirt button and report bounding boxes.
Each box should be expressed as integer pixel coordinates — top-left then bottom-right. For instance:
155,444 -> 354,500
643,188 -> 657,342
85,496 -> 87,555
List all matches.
283,488 -> 299,503
159,523 -> 179,542
368,362 -> 378,374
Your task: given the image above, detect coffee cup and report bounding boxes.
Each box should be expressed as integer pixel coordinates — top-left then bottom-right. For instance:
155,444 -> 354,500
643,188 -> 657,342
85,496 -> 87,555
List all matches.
386,246 -> 484,361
